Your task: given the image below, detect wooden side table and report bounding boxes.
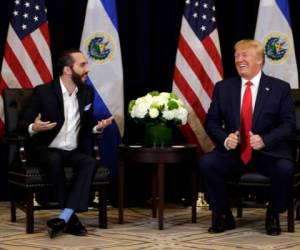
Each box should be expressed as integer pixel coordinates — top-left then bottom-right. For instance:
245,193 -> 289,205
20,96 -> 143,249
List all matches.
117,144 -> 199,229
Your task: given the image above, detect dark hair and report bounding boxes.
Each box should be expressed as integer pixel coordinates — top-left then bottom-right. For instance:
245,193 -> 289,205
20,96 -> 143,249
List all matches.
57,48 -> 82,75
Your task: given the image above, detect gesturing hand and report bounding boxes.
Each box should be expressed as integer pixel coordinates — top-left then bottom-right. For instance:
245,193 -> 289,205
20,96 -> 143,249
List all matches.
32,113 -> 57,132
96,116 -> 114,132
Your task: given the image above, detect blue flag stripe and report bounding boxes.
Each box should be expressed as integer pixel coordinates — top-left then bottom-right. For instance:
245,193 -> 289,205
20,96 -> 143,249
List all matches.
86,77 -> 112,120
86,76 -> 121,174
100,0 -> 119,31
276,0 -> 291,26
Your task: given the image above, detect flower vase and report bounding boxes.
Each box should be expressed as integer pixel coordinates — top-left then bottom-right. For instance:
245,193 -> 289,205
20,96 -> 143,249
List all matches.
144,123 -> 172,147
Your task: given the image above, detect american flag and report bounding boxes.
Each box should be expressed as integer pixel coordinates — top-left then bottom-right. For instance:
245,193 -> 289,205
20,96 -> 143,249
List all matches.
0,0 -> 53,138
172,0 -> 223,154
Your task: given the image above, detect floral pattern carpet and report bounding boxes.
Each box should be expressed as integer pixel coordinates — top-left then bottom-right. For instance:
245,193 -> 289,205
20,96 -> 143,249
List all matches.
0,202 -> 300,250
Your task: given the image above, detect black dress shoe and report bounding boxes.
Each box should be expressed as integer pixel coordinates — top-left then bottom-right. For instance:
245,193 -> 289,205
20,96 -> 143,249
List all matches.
265,210 -> 281,236
47,218 -> 66,238
65,214 -> 87,236
208,211 -> 236,233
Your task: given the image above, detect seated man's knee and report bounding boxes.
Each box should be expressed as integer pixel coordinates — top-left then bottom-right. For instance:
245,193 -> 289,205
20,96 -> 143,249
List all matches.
85,156 -> 97,172
273,159 -> 294,179
199,152 -> 219,175
47,151 -> 63,174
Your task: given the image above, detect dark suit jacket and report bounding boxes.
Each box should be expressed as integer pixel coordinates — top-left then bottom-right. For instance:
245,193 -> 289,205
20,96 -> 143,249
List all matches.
205,73 -> 296,160
19,80 -> 95,153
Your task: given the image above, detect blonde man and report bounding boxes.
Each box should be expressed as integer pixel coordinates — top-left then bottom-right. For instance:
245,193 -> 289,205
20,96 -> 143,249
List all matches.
199,39 -> 295,236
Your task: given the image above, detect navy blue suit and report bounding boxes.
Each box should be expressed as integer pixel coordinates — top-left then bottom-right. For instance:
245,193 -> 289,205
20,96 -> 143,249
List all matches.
199,73 -> 296,214
20,80 -> 97,211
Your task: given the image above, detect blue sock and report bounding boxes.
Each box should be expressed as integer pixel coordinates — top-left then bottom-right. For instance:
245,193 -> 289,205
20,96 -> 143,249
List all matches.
58,208 -> 74,223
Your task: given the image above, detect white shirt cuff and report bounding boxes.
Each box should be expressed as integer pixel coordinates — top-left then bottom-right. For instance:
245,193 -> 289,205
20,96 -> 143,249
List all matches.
224,137 -> 230,150
28,123 -> 38,136
93,126 -> 103,134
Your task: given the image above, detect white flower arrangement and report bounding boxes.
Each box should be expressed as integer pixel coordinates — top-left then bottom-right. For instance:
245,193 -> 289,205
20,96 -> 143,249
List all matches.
128,91 -> 188,125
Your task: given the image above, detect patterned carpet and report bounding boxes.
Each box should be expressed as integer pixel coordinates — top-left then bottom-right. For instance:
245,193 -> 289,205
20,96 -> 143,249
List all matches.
1,202 -> 300,250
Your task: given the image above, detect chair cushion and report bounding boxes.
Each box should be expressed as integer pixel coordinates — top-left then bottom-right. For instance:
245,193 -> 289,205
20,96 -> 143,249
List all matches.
237,166 -> 300,187
8,164 -> 50,187
8,164 -> 110,188
238,172 -> 270,185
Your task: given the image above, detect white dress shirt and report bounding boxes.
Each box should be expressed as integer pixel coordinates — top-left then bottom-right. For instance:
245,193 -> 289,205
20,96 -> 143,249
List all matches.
240,71 -> 262,111
29,79 -> 80,150
48,80 -> 80,150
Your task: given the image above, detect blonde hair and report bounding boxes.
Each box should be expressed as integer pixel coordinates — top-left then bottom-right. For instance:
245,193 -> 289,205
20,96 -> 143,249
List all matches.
234,39 -> 265,65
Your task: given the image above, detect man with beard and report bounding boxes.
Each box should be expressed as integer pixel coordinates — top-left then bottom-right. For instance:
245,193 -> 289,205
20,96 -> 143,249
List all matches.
19,49 -> 113,238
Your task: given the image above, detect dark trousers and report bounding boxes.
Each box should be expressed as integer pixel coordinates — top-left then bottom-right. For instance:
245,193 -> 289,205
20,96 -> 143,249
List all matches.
34,148 -> 97,211
199,149 -> 294,214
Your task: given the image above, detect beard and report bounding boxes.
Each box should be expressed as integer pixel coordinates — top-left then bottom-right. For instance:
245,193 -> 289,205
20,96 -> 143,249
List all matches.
71,68 -> 86,87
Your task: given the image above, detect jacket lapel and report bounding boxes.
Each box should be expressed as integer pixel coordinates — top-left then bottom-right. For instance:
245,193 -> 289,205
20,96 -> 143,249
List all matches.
252,73 -> 271,128
53,81 -> 86,120
77,86 -> 85,119
231,78 -> 242,129
52,80 -> 64,117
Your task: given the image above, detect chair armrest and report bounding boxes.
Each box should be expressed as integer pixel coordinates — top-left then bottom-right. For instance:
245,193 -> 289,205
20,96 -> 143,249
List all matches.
5,134 -> 28,143
5,134 -> 29,165
92,133 -> 103,161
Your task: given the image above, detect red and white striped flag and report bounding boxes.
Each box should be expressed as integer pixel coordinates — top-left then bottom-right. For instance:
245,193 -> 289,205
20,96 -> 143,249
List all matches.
0,0 -> 53,138
172,0 -> 223,154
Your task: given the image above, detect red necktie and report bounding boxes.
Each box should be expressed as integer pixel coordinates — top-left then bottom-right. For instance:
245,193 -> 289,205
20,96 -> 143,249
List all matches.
241,81 -> 252,164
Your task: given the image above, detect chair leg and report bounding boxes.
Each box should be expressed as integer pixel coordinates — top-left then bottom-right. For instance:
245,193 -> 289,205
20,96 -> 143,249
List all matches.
11,200 -> 16,222
237,207 -> 243,218
25,190 -> 34,234
98,186 -> 108,229
287,200 -> 294,233
236,195 -> 243,218
296,205 -> 300,220
296,201 -> 300,220
9,184 -> 16,222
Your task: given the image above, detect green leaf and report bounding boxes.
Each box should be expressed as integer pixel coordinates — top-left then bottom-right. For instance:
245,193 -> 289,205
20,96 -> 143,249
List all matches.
128,100 -> 136,112
167,100 -> 179,110
149,90 -> 160,96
